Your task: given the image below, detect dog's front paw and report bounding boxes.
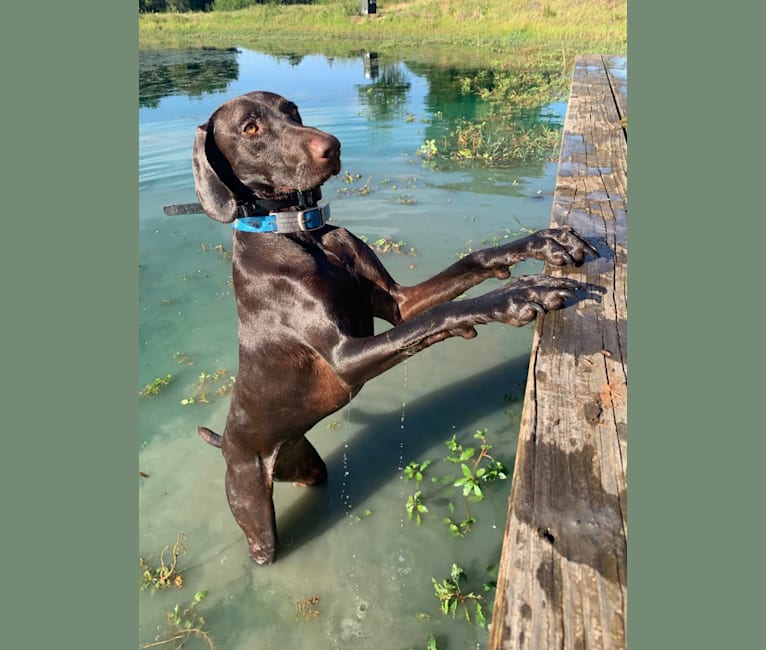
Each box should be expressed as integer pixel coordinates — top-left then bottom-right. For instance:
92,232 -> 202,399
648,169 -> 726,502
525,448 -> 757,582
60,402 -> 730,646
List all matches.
526,226 -> 600,267
486,276 -> 590,327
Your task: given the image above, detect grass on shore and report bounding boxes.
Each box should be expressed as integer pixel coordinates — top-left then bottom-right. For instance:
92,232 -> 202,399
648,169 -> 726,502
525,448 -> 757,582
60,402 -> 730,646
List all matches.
139,0 -> 626,69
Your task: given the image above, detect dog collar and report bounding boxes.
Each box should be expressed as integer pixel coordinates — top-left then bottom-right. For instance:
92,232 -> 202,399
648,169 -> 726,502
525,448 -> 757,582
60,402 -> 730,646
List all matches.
232,203 -> 330,233
162,187 -> 324,220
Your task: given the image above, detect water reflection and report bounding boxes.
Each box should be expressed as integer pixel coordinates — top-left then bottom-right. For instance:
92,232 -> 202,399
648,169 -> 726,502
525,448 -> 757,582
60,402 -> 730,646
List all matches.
356,60 -> 412,121
138,47 -> 240,108
139,48 -> 564,171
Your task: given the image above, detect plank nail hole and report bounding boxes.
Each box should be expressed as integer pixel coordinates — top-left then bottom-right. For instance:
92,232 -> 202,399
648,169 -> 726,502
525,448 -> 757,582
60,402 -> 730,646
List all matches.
537,527 -> 555,544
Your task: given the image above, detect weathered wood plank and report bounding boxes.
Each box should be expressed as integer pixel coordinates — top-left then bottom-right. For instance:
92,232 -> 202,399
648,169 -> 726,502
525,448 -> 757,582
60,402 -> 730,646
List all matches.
488,55 -> 627,650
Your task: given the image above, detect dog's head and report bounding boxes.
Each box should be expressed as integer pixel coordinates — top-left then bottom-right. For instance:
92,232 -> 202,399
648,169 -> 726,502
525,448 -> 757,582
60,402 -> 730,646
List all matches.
192,91 -> 342,223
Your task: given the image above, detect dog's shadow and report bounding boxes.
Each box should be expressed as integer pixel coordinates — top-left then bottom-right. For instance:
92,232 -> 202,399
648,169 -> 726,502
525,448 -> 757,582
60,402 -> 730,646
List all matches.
272,280 -> 607,558
274,356 -> 531,558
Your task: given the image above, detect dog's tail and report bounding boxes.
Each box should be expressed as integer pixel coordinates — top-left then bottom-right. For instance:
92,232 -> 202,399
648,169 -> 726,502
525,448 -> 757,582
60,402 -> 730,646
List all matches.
198,426 -> 223,448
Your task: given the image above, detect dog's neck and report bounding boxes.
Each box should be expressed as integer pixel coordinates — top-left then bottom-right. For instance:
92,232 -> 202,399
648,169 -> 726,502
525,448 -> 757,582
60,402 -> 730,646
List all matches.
162,187 -> 328,233
232,187 -> 329,234
235,187 -> 323,217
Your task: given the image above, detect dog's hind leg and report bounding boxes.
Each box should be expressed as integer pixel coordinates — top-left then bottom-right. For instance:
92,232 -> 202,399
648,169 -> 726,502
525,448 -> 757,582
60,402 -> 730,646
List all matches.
273,436 -> 328,487
223,451 -> 279,565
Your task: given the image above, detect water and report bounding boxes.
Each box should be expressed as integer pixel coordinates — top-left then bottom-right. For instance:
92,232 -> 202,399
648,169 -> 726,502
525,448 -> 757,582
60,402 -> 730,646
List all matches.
139,48 -> 565,649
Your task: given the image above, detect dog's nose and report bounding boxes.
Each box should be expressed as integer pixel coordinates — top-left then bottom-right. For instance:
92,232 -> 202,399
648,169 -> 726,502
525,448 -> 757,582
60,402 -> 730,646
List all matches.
308,132 -> 341,162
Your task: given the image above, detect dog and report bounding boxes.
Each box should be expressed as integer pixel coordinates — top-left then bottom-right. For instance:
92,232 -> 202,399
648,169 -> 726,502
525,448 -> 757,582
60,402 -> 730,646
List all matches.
178,91 -> 598,564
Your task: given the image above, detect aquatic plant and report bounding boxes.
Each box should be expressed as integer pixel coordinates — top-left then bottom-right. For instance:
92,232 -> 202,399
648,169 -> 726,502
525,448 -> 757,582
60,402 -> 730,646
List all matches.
405,490 -> 429,526
357,235 -> 419,257
402,429 -> 509,537
200,242 -> 232,260
173,351 -> 196,366
432,563 -> 487,626
416,139 -> 439,161
140,590 -> 215,650
139,534 -> 187,591
295,595 -> 321,621
180,369 -> 235,405
139,374 -> 173,398
403,459 -> 432,483
337,172 -> 373,196
405,634 -> 439,650
139,536 -> 216,648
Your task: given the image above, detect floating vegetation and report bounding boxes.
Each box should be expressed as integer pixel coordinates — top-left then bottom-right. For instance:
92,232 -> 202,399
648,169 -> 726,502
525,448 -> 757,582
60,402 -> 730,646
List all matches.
173,351 -> 195,367
416,139 -> 439,162
337,171 -> 373,196
139,535 -> 216,649
140,591 -> 215,650
295,595 -> 320,621
139,374 -> 173,398
200,242 -> 232,260
407,65 -> 569,169
139,534 -> 187,591
359,235 -> 419,257
181,369 -> 235,405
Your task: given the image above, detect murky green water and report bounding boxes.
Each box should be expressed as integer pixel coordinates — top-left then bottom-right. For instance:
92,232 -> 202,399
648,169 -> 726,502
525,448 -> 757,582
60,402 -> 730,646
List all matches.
139,48 -> 565,649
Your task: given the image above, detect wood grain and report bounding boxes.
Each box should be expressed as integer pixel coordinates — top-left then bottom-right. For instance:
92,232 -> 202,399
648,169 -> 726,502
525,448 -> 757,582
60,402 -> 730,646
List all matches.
489,54 -> 627,650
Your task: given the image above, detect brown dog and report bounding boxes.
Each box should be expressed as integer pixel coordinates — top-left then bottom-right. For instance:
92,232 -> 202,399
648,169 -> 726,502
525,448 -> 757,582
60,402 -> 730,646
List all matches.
185,91 -> 597,564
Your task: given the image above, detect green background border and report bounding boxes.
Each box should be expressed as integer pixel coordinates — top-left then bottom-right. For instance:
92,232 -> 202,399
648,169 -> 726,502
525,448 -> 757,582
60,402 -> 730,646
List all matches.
3,2 -> 137,647
630,2 -> 763,648
3,1 -> 761,648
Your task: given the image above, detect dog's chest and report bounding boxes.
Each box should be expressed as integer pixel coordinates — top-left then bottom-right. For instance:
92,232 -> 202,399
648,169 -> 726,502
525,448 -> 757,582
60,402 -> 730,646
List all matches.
233,235 -> 375,335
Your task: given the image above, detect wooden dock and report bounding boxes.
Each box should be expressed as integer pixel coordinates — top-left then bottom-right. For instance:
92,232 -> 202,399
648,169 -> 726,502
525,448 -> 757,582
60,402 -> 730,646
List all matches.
488,55 -> 627,650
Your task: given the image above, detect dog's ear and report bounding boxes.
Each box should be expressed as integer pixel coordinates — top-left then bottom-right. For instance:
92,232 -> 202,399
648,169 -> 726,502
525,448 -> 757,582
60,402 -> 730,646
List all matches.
192,121 -> 237,223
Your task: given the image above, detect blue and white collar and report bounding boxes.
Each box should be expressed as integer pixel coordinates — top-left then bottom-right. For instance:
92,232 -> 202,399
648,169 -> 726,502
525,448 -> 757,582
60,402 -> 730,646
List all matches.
232,203 -> 330,233
162,187 -> 328,233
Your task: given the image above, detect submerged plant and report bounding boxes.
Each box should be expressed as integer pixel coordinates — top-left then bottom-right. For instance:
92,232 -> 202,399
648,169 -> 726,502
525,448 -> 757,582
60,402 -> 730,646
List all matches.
443,430 -> 509,536
405,634 -> 439,650
139,534 -> 187,591
181,369 -> 235,405
405,491 -> 429,526
139,374 -> 173,398
200,241 -> 232,260
295,595 -> 321,621
140,590 -> 214,650
432,564 -> 487,627
403,460 -> 432,484
173,351 -> 196,367
402,429 -> 509,537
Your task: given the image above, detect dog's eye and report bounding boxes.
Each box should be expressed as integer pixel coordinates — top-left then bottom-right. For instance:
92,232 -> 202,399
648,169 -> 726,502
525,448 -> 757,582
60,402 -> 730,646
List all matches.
243,122 -> 259,136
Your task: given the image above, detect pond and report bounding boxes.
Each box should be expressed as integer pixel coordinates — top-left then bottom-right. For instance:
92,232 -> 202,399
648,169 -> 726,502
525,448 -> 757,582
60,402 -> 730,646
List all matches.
139,47 -> 567,650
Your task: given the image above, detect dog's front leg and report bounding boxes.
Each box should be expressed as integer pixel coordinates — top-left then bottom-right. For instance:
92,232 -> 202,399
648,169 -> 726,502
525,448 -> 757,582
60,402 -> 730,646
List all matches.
335,275 -> 590,387
470,226 -> 599,271
394,226 -> 598,319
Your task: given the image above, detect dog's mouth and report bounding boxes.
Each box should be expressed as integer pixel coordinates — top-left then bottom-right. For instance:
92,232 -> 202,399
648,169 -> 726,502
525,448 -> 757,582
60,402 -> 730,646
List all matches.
273,160 -> 341,197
